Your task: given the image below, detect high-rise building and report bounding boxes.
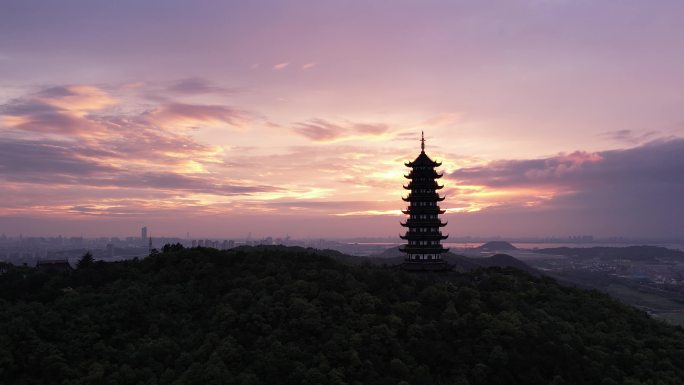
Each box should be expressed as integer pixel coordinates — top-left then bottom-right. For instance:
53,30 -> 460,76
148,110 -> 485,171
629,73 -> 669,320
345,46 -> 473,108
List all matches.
141,226 -> 148,241
400,132 -> 450,271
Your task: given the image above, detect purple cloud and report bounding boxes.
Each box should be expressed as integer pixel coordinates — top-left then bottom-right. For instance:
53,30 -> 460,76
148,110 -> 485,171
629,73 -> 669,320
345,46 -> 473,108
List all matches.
150,102 -> 249,128
1,100 -> 94,134
294,119 -> 345,141
294,119 -> 389,141
601,129 -> 662,145
0,140 -> 117,176
0,139 -> 280,196
166,77 -> 235,95
450,140 -> 684,189
445,139 -> 684,236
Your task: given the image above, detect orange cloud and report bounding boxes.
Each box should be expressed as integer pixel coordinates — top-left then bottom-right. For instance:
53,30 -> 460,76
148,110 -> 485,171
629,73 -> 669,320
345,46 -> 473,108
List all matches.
1,85 -> 116,136
38,85 -> 116,113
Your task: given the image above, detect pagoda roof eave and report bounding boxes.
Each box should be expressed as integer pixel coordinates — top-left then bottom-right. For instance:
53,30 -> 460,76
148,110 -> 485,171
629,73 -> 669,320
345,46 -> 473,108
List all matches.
405,151 -> 442,168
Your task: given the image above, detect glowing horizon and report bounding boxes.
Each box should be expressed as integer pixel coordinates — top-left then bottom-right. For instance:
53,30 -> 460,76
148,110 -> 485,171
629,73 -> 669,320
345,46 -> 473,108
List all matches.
1,0 -> 683,238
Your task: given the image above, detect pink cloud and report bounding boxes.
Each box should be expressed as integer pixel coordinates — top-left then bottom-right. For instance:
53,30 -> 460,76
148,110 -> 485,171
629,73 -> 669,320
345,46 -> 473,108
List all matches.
37,85 -> 116,112
149,103 -> 250,129
293,119 -> 390,142
523,151 -> 604,179
166,77 -> 234,95
0,85 -> 279,221
1,85 -> 116,135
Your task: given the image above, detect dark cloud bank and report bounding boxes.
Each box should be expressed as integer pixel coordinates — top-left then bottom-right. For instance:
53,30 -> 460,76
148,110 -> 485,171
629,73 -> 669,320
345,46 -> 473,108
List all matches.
447,139 -> 684,237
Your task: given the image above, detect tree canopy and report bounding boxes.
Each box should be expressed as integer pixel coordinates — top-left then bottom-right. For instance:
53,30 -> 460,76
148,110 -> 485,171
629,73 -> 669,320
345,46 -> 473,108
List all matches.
76,251 -> 95,269
1,246 -> 683,385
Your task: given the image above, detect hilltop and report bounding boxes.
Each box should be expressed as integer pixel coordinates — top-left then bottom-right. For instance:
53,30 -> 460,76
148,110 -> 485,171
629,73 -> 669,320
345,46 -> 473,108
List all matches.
476,241 -> 518,252
1,246 -> 684,384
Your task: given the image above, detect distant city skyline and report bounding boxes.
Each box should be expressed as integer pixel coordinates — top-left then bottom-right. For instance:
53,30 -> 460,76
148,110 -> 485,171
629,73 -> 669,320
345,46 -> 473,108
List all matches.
1,229 -> 682,245
1,1 -> 683,238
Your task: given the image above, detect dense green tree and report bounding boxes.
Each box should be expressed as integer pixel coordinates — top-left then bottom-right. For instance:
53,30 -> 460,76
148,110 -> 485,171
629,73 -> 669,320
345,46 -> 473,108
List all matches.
76,251 -> 94,269
1,246 -> 684,384
162,243 -> 185,253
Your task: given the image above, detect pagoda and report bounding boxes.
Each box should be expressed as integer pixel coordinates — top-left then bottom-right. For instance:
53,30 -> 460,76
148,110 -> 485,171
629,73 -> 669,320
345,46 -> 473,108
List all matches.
399,132 -> 450,271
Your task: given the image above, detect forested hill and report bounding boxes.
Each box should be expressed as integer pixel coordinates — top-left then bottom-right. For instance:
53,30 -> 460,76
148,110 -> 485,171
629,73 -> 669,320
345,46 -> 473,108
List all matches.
2,247 -> 684,385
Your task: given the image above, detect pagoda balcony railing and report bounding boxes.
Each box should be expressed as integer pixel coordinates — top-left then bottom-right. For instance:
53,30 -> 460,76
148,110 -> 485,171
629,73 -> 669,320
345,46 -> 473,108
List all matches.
403,179 -> 443,185
403,202 -> 442,207
402,208 -> 446,214
399,245 -> 449,254
400,233 -> 449,240
400,220 -> 448,227
401,254 -> 447,261
399,244 -> 446,250
402,228 -> 446,235
401,230 -> 445,237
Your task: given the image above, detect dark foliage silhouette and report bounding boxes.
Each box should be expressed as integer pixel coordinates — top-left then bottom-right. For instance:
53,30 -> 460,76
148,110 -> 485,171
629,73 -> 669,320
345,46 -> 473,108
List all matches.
1,246 -> 683,384
76,251 -> 94,269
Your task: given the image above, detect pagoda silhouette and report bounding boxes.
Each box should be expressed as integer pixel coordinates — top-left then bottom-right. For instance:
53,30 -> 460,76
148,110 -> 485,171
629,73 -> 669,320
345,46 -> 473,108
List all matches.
399,132 -> 451,271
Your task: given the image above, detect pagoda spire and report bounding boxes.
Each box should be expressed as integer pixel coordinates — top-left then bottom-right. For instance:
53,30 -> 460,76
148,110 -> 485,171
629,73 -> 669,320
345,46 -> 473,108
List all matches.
421,131 -> 425,152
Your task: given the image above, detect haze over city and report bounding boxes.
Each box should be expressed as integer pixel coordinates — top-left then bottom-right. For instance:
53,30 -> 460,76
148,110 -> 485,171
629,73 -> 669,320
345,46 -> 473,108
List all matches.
1,0 -> 683,238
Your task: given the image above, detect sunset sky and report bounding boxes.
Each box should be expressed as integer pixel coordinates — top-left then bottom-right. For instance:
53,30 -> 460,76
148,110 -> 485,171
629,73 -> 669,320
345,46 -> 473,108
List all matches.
1,0 -> 683,238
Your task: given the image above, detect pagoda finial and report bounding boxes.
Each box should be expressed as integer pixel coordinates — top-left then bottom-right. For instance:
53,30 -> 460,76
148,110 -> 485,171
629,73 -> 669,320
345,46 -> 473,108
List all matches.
421,131 -> 425,152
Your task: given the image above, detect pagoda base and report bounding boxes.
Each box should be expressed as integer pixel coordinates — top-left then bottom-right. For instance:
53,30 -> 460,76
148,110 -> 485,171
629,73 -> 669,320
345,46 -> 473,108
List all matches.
399,260 -> 452,272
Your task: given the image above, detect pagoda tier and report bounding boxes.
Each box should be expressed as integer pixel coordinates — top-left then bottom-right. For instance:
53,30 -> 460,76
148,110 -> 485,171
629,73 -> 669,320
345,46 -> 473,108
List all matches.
399,245 -> 448,254
399,232 -> 448,240
401,210 -> 446,215
400,132 -> 449,265
403,182 -> 444,190
400,219 -> 448,227
404,170 -> 443,179
404,155 -> 442,168
402,194 -> 445,202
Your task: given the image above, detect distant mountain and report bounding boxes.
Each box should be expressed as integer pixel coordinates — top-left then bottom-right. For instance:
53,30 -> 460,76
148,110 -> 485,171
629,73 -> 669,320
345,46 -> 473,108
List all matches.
476,241 -> 518,251
535,245 -> 684,262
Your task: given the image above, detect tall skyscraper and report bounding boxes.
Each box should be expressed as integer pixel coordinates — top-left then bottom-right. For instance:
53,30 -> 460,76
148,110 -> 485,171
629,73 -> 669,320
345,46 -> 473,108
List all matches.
141,226 -> 148,241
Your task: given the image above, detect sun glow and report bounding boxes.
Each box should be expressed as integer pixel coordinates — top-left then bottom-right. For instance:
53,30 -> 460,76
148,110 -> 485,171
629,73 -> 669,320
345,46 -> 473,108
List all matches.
178,160 -> 209,174
334,209 -> 403,216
